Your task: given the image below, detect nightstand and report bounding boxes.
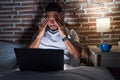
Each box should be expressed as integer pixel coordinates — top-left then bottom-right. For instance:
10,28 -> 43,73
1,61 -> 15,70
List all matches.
88,45 -> 120,68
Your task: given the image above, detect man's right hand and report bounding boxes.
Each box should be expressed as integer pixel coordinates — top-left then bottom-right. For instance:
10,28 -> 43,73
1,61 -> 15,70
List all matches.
38,17 -> 48,37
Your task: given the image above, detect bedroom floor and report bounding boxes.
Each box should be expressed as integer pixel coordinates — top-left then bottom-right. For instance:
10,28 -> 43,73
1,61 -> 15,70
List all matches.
108,68 -> 120,80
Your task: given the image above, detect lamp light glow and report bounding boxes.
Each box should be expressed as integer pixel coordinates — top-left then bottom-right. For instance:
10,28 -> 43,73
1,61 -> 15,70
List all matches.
96,18 -> 110,32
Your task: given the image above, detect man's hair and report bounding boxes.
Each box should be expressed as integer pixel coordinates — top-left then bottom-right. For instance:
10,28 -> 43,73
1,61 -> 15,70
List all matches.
45,3 -> 62,13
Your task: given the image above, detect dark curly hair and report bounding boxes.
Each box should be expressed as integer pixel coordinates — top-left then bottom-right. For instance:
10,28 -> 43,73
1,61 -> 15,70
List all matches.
45,3 -> 62,13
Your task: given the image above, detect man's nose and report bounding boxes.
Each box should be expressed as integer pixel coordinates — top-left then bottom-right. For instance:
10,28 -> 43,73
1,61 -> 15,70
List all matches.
49,17 -> 55,20
49,20 -> 54,23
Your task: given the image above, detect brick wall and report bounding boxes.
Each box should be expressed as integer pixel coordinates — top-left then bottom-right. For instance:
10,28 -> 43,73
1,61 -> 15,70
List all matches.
0,0 -> 120,45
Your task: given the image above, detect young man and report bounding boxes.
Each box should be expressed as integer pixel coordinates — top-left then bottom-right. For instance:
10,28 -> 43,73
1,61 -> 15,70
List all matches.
27,3 -> 82,66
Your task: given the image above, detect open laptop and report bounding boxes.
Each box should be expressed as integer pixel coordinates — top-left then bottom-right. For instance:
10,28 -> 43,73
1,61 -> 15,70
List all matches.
14,48 -> 64,72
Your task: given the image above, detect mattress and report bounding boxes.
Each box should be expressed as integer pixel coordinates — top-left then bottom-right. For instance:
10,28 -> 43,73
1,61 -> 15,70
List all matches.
0,66 -> 115,80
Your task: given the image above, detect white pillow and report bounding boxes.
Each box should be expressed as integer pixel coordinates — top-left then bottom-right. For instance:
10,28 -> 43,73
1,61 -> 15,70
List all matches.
67,29 -> 81,66
69,29 -> 80,43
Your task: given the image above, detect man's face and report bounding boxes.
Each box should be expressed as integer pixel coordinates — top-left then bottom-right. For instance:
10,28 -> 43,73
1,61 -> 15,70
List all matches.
46,11 -> 60,30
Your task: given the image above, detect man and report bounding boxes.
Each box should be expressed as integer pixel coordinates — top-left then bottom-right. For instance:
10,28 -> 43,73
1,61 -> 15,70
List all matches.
27,3 -> 82,66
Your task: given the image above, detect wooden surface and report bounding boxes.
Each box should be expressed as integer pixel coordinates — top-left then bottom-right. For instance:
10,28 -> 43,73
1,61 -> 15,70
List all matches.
88,45 -> 120,52
88,45 -> 120,67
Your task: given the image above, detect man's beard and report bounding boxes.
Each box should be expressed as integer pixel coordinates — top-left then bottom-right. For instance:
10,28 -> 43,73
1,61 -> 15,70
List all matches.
46,26 -> 58,34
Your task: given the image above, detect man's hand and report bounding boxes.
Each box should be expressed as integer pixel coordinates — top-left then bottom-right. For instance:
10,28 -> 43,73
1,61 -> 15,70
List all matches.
38,17 -> 48,37
55,17 -> 81,58
55,17 -> 66,38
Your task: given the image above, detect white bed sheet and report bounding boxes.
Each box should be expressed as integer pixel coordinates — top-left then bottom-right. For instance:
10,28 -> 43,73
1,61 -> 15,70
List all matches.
0,66 -> 115,80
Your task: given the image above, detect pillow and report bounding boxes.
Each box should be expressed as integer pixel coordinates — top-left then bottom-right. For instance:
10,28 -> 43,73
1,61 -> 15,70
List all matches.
0,41 -> 25,72
66,29 -> 81,66
69,29 -> 80,43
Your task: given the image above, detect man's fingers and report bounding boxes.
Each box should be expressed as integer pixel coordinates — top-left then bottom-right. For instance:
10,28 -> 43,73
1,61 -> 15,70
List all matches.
40,17 -> 48,27
43,21 -> 48,29
40,18 -> 48,28
56,20 -> 62,28
56,17 -> 64,25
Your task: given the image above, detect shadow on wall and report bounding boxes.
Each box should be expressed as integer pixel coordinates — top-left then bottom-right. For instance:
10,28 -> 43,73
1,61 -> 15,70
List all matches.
19,2 -> 47,44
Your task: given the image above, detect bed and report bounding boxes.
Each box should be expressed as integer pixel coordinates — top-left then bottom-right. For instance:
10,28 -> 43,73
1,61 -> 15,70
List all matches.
0,40 -> 115,80
0,66 -> 115,80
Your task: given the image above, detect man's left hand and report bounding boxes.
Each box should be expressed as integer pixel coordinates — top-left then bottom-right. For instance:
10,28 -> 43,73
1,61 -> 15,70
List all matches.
55,17 -> 66,38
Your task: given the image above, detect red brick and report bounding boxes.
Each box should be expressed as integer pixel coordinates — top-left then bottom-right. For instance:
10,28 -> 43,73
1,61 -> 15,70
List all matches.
22,20 -> 33,23
0,11 -> 17,15
15,7 -> 34,11
13,0 -> 34,1
21,35 -> 33,39
15,39 -> 31,43
111,22 -> 120,25
0,20 -> 20,23
0,16 -> 12,19
106,3 -> 120,7
34,15 -> 45,19
81,14 -> 102,17
65,10 -> 84,13
21,2 -> 39,6
83,23 -> 96,27
104,39 -> 117,44
68,24 -> 81,28
3,28 -> 22,31
86,40 -> 100,44
65,6 -> 81,9
0,32 -> 13,34
0,3 -> 20,7
111,8 -> 120,12
83,4 -> 104,9
93,0 -> 113,3
113,17 -> 120,21
111,35 -> 120,38
66,1 -> 86,4
16,24 -> 32,27
0,24 -> 13,27
105,31 -> 120,34
14,15 -> 33,18
23,28 -> 37,32
0,0 -> 11,2
105,13 -> 120,16
113,25 -> 120,29
89,18 -> 96,22
87,36 -> 101,39
19,11 -> 38,14
64,15 -> 79,18
0,39 -> 14,42
0,7 -> 12,10
86,8 -> 109,13
15,32 -> 34,35
0,36 -> 20,39
66,18 -> 88,22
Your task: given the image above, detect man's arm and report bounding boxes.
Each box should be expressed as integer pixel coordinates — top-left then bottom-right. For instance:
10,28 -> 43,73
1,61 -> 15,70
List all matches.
55,18 -> 82,59
63,39 -> 82,58
27,18 -> 48,48
27,32 -> 42,48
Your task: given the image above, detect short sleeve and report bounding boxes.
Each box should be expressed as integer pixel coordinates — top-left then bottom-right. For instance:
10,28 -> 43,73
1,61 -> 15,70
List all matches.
65,28 -> 80,43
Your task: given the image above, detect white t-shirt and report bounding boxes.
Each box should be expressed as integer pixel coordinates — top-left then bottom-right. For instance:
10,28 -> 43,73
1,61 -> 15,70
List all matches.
39,30 -> 69,60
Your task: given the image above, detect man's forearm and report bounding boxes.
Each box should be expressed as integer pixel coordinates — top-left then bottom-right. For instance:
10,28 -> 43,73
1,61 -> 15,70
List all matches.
63,39 -> 82,59
27,33 -> 42,48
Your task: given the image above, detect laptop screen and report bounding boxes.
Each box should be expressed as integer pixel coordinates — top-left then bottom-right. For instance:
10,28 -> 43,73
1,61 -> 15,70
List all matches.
14,48 -> 64,72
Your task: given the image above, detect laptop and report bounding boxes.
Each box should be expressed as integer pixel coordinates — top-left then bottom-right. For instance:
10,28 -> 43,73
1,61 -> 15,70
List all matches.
14,48 -> 64,72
